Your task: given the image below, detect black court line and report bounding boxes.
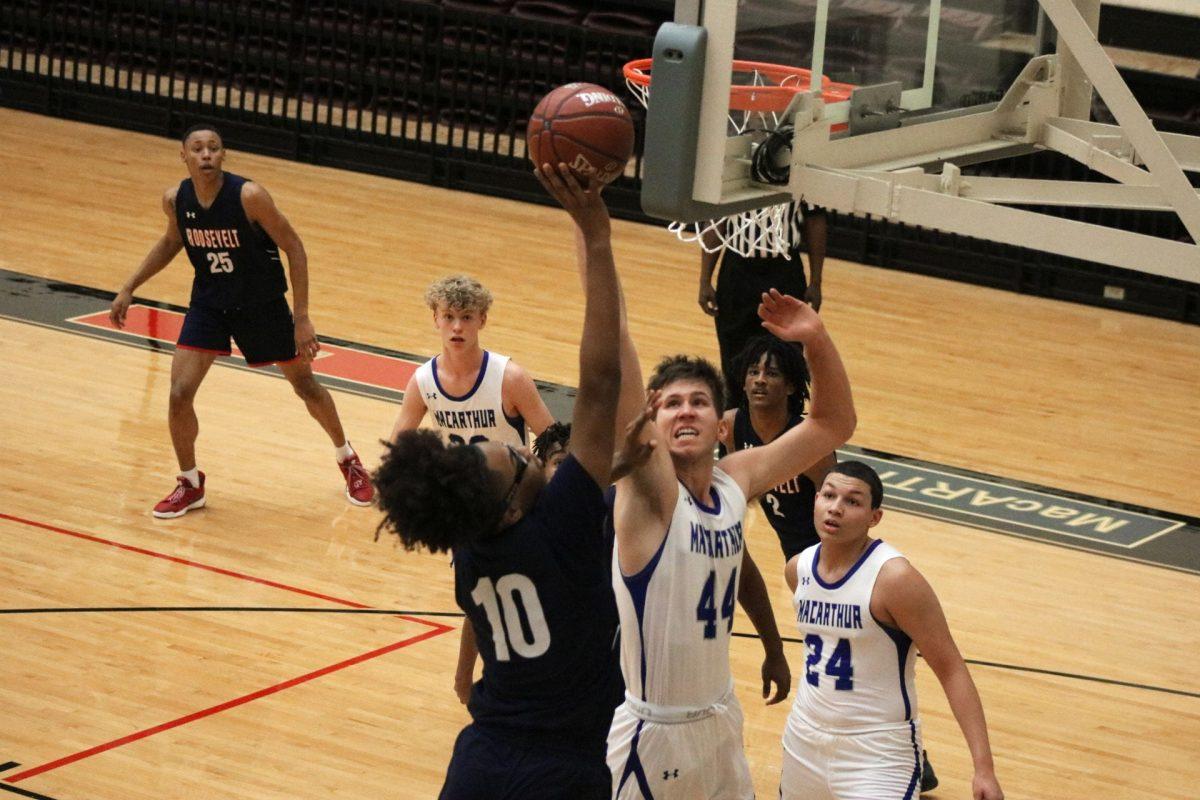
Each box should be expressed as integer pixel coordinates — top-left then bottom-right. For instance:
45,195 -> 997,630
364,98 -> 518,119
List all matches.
4,606 -> 1196,701
0,782 -> 63,800
729,632 -> 1200,700
0,765 -> 18,774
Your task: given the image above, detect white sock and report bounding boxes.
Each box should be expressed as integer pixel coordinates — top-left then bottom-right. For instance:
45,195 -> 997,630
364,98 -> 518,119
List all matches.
180,468 -> 200,487
335,441 -> 355,461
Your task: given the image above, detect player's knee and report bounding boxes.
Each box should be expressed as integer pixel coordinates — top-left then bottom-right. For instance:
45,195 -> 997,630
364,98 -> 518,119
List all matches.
168,382 -> 197,412
291,375 -> 324,402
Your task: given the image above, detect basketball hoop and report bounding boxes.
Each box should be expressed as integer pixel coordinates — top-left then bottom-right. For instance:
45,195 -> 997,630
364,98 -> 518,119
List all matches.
624,57 -> 853,257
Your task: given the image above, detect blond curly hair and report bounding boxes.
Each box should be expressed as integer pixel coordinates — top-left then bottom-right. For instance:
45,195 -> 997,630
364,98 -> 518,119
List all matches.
424,275 -> 494,314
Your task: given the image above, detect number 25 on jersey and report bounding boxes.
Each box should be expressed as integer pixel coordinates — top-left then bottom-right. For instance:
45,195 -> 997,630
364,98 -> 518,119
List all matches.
206,251 -> 234,273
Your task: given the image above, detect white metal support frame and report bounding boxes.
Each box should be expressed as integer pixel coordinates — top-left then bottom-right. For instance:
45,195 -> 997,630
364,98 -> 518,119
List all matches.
783,0 -> 1200,281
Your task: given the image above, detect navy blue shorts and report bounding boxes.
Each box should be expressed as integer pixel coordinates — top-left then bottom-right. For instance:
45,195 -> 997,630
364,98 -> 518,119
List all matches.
178,296 -> 297,367
438,724 -> 610,800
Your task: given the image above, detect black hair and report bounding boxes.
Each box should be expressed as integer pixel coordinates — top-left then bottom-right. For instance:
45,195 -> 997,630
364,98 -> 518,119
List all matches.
533,422 -> 571,462
827,461 -> 884,509
647,355 -> 726,415
181,123 -> 223,145
731,335 -> 810,416
373,430 -> 504,553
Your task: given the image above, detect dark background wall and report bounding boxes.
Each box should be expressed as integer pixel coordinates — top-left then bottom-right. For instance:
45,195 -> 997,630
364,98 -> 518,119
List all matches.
2,0 -> 1197,321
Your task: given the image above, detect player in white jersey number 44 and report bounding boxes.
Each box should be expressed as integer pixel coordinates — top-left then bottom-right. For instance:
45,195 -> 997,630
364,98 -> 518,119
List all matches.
783,461 -> 1004,800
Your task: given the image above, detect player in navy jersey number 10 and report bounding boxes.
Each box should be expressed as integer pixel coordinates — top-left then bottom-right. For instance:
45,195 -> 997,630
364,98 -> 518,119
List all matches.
373,164 -> 640,800
109,124 -> 373,517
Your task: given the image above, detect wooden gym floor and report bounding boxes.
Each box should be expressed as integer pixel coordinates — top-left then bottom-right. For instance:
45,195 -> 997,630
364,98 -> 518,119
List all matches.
0,108 -> 1197,799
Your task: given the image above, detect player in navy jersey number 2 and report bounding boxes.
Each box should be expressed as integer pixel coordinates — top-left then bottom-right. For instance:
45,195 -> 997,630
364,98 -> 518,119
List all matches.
373,164 -> 637,800
109,124 -> 373,517
783,461 -> 1003,800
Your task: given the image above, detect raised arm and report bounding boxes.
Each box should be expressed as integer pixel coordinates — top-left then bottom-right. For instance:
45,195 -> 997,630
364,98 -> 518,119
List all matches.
571,225 -> 643,440
110,188 -> 184,328
876,560 -> 1004,800
534,165 -> 621,485
242,181 -> 319,362
719,290 -> 855,500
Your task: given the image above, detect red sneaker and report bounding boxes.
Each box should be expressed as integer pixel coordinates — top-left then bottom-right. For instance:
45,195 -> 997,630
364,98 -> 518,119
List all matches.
339,452 -> 374,506
153,472 -> 206,518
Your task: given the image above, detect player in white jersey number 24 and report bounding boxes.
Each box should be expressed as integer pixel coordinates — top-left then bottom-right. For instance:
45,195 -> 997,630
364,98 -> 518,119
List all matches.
783,461 -> 1004,800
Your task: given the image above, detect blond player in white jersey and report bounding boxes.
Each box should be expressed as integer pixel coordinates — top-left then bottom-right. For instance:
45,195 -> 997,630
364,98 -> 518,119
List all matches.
609,291 -> 856,799
389,274 -> 555,704
783,461 -> 1004,800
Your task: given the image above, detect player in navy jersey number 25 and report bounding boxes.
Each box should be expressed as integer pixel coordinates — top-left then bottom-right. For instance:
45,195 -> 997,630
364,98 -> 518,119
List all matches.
373,164 -> 639,800
109,124 -> 373,518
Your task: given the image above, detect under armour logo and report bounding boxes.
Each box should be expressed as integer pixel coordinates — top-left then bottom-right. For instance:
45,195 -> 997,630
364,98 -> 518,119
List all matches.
186,211 -> 196,218
425,392 -> 438,400
662,769 -> 679,781
801,576 -> 811,586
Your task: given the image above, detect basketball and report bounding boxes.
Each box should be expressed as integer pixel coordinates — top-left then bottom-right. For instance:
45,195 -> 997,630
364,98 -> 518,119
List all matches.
526,83 -> 635,185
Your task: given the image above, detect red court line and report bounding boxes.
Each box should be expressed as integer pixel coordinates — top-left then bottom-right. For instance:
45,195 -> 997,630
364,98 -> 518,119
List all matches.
0,513 -> 431,621
70,306 -> 419,392
4,625 -> 447,784
0,512 -> 455,783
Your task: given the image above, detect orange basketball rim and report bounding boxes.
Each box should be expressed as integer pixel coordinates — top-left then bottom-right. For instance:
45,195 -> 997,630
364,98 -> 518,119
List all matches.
623,58 -> 855,112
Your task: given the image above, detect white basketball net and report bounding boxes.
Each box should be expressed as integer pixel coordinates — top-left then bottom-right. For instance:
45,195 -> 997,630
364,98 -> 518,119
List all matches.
625,63 -> 797,258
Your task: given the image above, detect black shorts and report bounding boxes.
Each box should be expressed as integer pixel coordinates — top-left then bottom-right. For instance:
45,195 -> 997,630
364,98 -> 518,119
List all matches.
177,296 -> 297,367
439,724 -> 609,800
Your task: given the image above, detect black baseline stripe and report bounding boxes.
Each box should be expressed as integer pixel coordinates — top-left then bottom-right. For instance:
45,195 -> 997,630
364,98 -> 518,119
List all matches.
0,765 -> 17,774
0,781 -> 64,800
730,631 -> 1200,699
3,606 -> 1195,700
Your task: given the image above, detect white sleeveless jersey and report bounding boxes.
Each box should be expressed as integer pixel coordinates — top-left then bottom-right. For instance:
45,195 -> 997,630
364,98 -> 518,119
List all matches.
789,539 -> 918,734
413,351 -> 526,447
613,468 -> 748,709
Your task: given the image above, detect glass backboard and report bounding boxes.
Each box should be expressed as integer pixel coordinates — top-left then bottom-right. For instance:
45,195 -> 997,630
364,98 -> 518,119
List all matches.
640,0 -> 1043,215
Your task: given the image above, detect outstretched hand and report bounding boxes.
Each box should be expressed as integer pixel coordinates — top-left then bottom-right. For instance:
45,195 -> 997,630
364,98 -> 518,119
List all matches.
758,288 -> 825,345
612,390 -> 661,481
534,162 -> 610,237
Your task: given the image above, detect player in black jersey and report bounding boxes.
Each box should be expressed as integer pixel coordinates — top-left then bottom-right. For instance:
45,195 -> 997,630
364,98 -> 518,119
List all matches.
720,335 -> 836,560
109,124 -> 373,518
374,165 -> 641,800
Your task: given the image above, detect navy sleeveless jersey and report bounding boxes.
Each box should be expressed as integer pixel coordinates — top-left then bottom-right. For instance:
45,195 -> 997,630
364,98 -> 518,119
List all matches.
454,454 -> 623,757
732,408 -> 820,557
175,173 -> 287,309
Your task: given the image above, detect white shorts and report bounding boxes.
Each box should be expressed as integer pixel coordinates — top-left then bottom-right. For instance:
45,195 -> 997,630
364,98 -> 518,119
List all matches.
780,716 -> 923,800
607,692 -> 753,800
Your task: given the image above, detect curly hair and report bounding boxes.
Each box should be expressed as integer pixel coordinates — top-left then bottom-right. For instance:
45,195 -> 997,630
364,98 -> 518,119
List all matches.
373,430 -> 504,553
647,354 -> 726,416
424,275 -> 494,314
533,422 -> 571,462
731,335 -> 811,416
